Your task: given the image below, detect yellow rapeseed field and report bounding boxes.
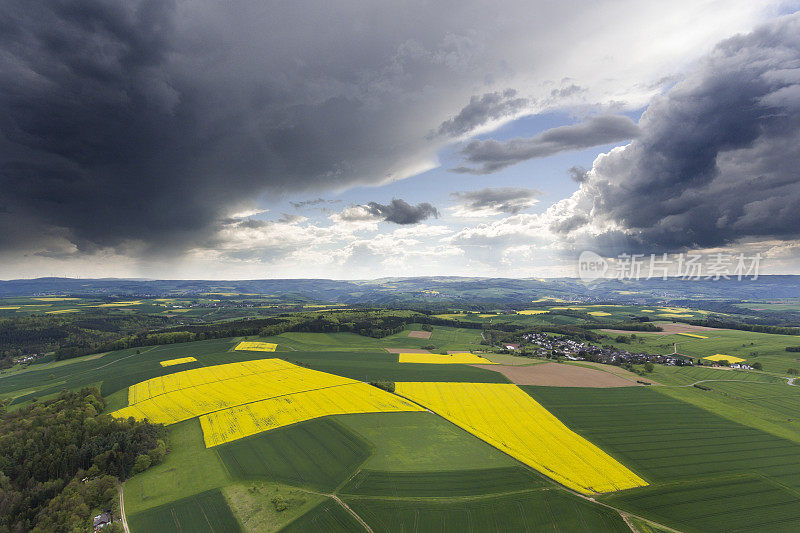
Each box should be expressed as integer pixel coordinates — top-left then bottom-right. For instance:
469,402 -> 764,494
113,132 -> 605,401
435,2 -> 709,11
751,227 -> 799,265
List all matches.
201,383 -> 422,447
588,311 -> 612,316
516,310 -> 549,315
394,382 -> 648,494
677,333 -> 708,339
159,357 -> 197,367
658,313 -> 694,318
398,353 -> 497,365
88,301 -> 142,307
113,359 -> 422,445
32,297 -> 79,301
0,306 -> 21,310
704,354 -> 746,363
234,341 -> 277,352
45,309 -> 79,314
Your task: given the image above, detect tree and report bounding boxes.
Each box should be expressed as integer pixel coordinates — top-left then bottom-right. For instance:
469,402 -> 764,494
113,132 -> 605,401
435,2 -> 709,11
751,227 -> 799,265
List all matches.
751,362 -> 763,370
644,362 -> 654,373
788,368 -> 799,375
132,454 -> 152,474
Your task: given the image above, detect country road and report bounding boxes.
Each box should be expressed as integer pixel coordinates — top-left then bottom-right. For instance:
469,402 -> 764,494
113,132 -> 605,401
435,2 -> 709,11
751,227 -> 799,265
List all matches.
118,485 -> 130,533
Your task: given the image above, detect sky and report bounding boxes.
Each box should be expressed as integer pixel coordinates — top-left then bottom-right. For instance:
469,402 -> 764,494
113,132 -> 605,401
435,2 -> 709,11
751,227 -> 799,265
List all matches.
2,0 -> 800,280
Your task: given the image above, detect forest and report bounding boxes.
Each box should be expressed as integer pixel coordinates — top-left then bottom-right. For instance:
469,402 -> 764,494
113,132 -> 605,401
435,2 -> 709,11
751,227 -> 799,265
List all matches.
0,388 -> 166,532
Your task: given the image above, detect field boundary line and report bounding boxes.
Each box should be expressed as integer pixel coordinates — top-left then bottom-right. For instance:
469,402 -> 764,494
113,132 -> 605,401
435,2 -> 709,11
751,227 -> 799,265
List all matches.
619,512 -> 636,533
338,487 -> 549,502
331,495 -> 373,533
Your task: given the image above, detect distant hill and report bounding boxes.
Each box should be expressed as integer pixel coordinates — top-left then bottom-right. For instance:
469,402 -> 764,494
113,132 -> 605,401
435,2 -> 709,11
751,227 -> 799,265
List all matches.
1,275 -> 799,304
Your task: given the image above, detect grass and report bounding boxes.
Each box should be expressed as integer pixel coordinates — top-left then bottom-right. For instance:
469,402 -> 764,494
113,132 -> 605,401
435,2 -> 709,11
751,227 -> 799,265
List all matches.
644,364 -> 785,386
124,419 -> 231,514
701,381 -> 800,419
222,482 -> 325,532
339,467 -> 545,497
654,383 -> 800,444
334,412 -> 517,471
279,498 -> 365,532
127,489 -> 242,533
216,418 -> 371,492
343,489 -> 631,533
523,386 -> 800,532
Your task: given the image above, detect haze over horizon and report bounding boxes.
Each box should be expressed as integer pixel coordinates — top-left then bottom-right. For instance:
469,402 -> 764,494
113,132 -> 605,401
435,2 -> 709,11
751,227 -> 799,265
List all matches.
3,1 -> 800,279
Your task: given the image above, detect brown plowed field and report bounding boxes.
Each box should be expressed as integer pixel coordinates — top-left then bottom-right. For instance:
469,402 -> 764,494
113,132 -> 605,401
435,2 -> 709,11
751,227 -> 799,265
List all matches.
603,322 -> 718,335
472,362 -> 641,387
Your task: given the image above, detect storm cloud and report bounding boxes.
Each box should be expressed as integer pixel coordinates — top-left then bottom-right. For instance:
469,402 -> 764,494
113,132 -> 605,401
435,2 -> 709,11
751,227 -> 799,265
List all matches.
0,0 -> 781,273
453,115 -> 640,174
548,13 -> 800,254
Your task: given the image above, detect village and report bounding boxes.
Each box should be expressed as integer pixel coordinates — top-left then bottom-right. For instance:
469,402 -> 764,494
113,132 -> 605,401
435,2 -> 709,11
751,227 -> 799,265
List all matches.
508,332 -> 753,371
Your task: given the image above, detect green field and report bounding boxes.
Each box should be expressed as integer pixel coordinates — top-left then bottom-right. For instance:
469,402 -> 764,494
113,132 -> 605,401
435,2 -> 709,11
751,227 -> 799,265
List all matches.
340,467 -> 545,497
335,412 -> 517,471
263,325 -> 483,353
222,482 -> 325,532
604,475 -> 800,533
701,380 -> 800,419
343,489 -> 631,533
524,386 -> 800,532
655,381 -> 800,444
217,418 -> 371,492
279,499 -> 366,532
127,489 -> 242,533
125,420 -> 231,515
644,364 -> 785,386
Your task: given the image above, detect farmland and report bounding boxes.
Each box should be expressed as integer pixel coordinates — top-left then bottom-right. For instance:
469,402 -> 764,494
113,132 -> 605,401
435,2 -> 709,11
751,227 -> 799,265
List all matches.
343,489 -> 632,533
127,489 -> 242,533
5,291 -> 800,532
217,418 -> 371,491
525,386 -> 800,532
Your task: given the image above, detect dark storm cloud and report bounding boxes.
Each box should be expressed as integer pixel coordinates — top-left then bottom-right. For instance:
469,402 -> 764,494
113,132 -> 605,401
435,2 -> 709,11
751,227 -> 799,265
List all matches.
552,14 -> 800,254
365,199 -> 440,224
0,0 -> 498,256
451,187 -> 542,215
453,115 -> 640,174
437,89 -> 528,137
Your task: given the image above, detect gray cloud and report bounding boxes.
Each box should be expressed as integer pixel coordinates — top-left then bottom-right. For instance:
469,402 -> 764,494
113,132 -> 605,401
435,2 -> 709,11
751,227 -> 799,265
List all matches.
365,199 -> 439,224
437,89 -> 528,137
453,115 -> 640,174
451,187 -> 542,216
568,166 -> 589,183
550,14 -> 800,254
